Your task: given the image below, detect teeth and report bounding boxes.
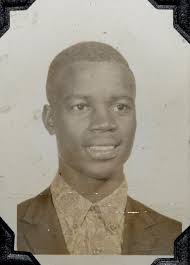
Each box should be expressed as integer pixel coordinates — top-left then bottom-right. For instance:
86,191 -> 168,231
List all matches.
89,146 -> 115,151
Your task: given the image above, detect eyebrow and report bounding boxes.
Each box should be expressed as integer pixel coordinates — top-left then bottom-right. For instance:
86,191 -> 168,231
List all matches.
63,95 -> 134,102
109,95 -> 134,101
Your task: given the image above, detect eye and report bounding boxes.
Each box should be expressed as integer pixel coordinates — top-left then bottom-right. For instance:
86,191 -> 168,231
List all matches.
72,103 -> 89,112
113,103 -> 129,112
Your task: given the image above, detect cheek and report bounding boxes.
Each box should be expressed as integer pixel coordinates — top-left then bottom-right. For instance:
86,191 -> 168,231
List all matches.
120,116 -> 136,144
56,118 -> 85,150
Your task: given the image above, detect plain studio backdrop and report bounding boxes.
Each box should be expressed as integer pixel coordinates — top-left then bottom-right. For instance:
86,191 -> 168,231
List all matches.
0,0 -> 190,264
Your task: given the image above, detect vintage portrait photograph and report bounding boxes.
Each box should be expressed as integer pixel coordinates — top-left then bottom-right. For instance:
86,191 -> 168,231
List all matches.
0,0 -> 189,265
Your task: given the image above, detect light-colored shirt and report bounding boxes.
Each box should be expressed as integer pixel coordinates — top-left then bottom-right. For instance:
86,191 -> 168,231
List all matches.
50,173 -> 128,255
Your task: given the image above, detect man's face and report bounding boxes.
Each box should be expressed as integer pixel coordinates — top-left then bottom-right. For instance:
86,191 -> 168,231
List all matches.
50,61 -> 136,179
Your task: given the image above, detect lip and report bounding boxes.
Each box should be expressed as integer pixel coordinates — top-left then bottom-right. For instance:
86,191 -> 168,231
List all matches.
85,143 -> 120,160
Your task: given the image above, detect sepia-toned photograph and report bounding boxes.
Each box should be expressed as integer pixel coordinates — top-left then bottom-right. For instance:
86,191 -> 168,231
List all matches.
0,0 -> 190,264
17,41 -> 182,255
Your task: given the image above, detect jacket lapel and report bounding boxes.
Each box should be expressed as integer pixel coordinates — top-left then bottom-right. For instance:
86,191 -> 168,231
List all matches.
22,188 -> 69,254
121,196 -> 158,255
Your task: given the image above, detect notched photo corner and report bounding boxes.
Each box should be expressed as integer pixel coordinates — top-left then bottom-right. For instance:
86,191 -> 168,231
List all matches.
0,217 -> 40,265
0,0 -> 36,38
148,0 -> 190,44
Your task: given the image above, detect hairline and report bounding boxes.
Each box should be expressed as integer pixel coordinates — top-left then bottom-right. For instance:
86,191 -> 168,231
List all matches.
46,54 -> 136,106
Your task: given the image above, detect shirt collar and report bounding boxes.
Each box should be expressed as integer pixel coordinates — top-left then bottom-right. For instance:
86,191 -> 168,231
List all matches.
97,181 -> 128,227
50,173 -> 128,231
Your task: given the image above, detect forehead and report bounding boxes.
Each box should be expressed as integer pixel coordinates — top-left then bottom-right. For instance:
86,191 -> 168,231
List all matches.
55,61 -> 135,100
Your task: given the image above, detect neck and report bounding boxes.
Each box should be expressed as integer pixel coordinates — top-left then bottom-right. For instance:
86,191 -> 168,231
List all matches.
58,163 -> 125,203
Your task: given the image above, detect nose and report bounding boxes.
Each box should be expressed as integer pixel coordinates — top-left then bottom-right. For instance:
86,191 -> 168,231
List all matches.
89,107 -> 117,132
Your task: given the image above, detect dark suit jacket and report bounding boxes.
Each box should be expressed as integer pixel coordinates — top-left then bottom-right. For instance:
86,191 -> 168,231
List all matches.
17,188 -> 182,255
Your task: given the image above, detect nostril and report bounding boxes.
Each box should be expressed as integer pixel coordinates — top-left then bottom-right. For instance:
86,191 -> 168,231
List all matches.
90,121 -> 117,132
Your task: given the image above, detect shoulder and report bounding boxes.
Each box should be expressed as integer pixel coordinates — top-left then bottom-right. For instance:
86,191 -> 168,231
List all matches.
127,195 -> 182,229
17,188 -> 52,223
17,188 -> 66,254
124,196 -> 182,254
128,197 -> 181,222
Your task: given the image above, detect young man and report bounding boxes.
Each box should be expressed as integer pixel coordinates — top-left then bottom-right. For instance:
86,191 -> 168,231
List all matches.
17,41 -> 182,255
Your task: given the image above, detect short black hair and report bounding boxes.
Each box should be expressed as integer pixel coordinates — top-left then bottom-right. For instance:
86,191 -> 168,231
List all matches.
46,41 -> 136,106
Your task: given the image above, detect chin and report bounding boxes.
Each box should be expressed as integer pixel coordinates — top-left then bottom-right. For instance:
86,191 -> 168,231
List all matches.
83,162 -> 120,180
90,173 -> 112,181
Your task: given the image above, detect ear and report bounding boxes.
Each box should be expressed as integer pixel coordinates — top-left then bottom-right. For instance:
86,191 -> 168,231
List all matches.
42,104 -> 55,135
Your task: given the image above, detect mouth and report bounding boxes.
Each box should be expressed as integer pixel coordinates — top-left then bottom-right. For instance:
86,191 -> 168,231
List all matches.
86,144 -> 120,160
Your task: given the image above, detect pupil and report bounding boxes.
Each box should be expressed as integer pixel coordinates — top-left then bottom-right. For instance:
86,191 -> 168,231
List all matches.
78,104 -> 83,109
